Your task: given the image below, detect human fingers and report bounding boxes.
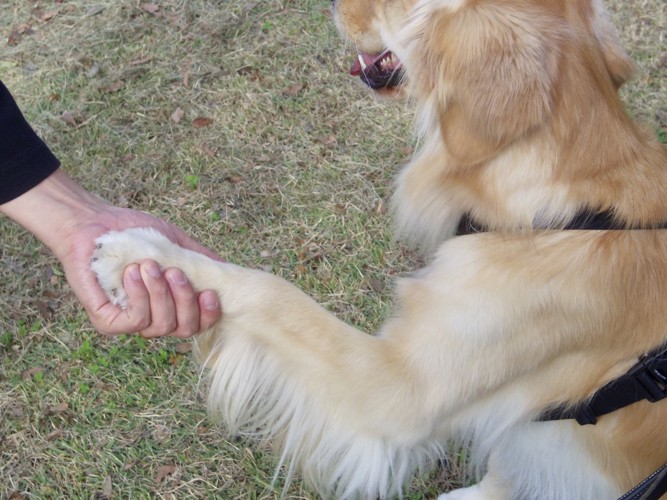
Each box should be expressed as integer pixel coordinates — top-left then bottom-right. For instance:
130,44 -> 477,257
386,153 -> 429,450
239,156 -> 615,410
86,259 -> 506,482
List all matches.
84,263 -> 152,336
136,260 -> 177,338
198,290 -> 222,332
163,267 -> 201,338
118,263 -> 152,331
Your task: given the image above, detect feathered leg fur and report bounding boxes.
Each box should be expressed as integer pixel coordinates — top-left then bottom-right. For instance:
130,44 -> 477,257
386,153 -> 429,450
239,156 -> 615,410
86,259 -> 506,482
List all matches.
92,227 -> 667,499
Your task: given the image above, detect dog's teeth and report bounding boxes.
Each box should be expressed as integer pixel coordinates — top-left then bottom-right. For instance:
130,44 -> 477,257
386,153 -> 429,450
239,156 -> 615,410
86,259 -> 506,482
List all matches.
358,54 -> 367,70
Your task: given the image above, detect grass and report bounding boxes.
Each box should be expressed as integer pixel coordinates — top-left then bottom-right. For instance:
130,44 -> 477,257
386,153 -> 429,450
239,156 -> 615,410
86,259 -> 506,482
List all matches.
0,0 -> 665,498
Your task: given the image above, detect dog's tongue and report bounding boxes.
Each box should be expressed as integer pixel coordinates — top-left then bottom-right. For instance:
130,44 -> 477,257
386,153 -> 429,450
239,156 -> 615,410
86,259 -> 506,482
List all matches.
350,53 -> 383,76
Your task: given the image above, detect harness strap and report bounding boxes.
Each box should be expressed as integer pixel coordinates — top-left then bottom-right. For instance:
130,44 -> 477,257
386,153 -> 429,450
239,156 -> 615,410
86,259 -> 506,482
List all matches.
455,209 -> 667,235
455,209 -> 667,499
539,343 -> 667,425
617,463 -> 667,500
562,209 -> 626,230
538,344 -> 667,500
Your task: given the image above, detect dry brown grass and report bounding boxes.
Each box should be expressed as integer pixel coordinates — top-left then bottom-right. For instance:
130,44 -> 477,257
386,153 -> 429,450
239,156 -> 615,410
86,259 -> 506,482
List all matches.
0,0 -> 664,498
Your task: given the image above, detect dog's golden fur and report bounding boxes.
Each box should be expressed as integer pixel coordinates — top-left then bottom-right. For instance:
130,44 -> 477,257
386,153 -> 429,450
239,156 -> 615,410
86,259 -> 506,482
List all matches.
92,0 -> 667,497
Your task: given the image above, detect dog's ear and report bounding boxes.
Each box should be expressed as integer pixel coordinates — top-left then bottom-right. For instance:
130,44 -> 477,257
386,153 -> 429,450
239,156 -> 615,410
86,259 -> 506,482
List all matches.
590,0 -> 636,89
416,5 -> 565,167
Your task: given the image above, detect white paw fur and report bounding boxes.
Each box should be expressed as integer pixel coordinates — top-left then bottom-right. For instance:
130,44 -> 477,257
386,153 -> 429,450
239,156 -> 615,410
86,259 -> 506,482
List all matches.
91,228 -> 182,308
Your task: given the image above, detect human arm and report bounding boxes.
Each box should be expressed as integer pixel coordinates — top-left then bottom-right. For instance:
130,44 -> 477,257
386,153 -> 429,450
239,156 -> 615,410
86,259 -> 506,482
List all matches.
0,80 -> 221,337
0,168 -> 222,337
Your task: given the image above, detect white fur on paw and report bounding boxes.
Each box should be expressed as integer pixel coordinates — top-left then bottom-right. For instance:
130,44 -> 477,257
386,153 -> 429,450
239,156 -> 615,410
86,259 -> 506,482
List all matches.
91,228 -> 172,308
438,485 -> 484,500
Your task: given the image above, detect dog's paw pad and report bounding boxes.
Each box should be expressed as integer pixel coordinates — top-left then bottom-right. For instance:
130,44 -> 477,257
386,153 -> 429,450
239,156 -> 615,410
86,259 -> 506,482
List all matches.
91,235 -> 131,308
91,228 -> 174,309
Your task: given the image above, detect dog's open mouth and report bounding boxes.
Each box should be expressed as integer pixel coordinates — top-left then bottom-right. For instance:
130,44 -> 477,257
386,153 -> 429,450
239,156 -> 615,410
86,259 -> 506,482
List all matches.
350,51 -> 404,90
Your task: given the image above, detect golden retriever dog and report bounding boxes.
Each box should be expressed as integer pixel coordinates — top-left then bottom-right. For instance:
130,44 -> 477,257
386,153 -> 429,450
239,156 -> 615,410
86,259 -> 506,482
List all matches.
92,0 -> 667,497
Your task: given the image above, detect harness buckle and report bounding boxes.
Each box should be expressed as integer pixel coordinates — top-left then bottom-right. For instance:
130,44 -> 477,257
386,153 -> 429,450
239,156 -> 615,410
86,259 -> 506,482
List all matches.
538,342 -> 667,426
633,349 -> 667,403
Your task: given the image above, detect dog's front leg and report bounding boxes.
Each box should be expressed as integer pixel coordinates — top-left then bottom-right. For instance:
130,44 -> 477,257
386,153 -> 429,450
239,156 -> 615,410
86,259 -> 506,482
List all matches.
91,228 -> 646,500
91,228 -> 446,498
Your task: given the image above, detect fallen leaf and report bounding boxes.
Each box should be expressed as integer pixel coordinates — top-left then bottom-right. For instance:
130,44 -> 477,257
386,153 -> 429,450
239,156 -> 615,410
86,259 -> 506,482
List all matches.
171,107 -> 185,123
174,343 -> 192,354
181,59 -> 191,87
36,299 -> 53,320
400,146 -> 414,155
47,429 -> 65,441
18,23 -> 33,35
105,80 -> 124,93
140,4 -> 160,15
40,9 -> 60,22
284,82 -> 306,96
7,31 -> 22,46
102,475 -> 112,498
130,56 -> 152,66
8,492 -> 24,500
321,134 -> 336,146
43,402 -> 69,416
155,464 -> 177,483
192,117 -> 213,128
367,277 -> 384,293
60,111 -> 78,127
198,142 -> 216,157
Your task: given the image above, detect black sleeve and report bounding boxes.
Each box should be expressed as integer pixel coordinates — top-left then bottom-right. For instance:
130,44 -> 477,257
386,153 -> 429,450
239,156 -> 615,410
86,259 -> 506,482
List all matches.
0,80 -> 60,204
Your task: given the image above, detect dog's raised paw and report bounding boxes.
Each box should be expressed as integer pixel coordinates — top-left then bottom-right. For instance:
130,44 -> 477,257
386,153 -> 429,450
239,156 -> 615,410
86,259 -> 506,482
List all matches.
91,234 -> 130,308
91,228 -> 172,308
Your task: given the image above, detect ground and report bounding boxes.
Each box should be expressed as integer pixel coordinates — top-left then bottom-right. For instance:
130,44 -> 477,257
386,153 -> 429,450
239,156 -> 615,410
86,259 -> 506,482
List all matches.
0,0 -> 664,498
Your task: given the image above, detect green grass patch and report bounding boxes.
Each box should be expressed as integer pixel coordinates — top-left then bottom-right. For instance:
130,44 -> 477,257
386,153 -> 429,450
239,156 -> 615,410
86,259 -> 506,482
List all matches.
0,0 -> 664,497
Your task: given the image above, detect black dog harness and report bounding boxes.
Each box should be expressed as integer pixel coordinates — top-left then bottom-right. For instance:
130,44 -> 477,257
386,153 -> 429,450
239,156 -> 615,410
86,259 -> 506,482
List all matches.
538,343 -> 667,425
538,342 -> 667,500
456,210 -> 667,500
455,209 -> 667,235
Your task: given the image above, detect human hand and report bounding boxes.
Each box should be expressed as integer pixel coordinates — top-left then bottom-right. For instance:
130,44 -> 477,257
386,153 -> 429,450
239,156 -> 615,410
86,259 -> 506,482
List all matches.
1,170 -> 222,337
60,205 -> 223,337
